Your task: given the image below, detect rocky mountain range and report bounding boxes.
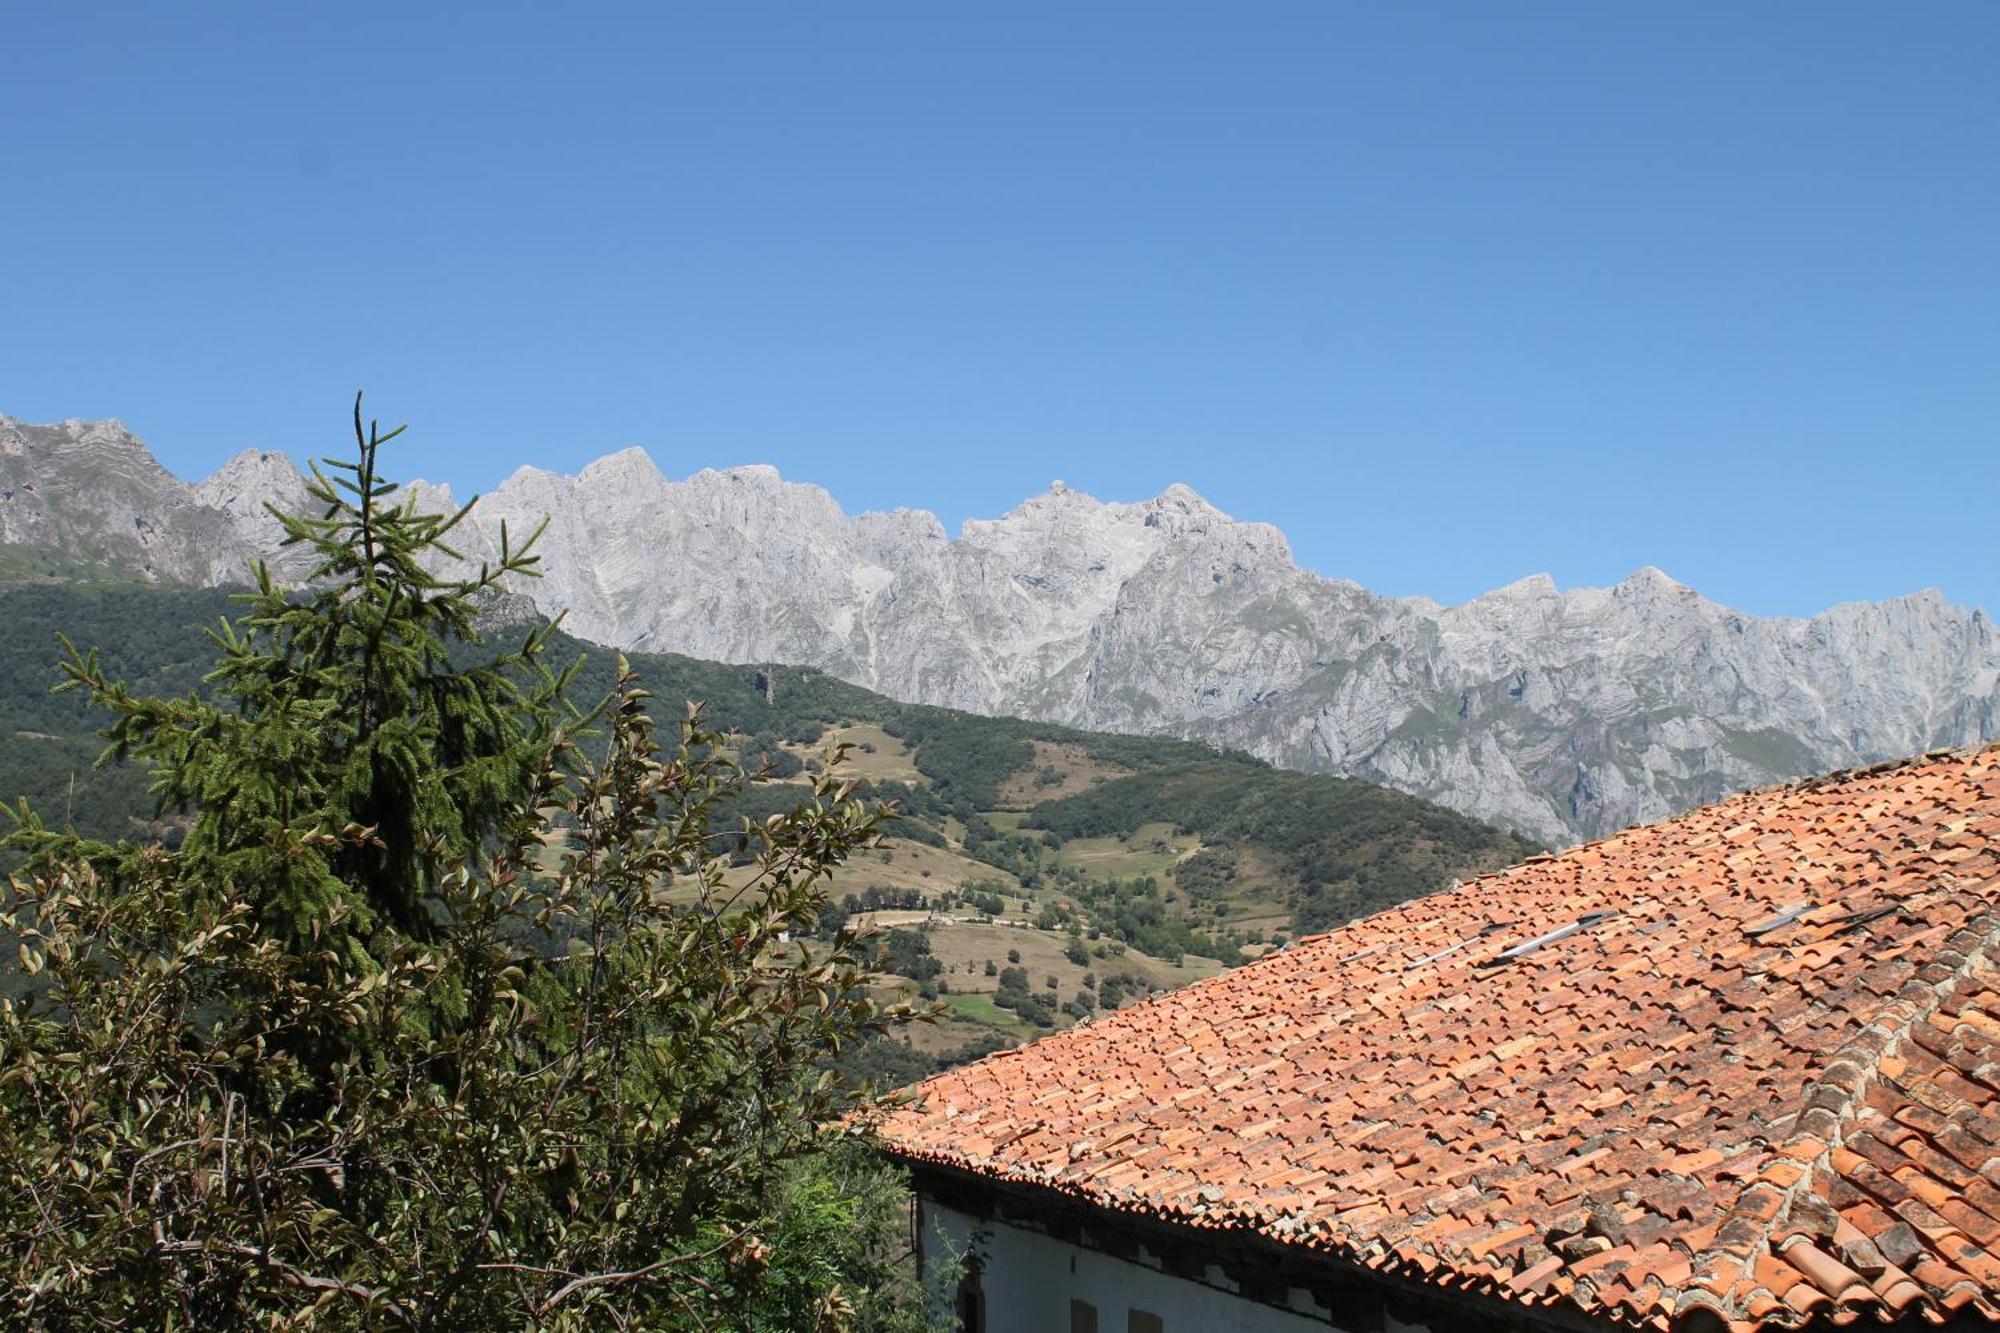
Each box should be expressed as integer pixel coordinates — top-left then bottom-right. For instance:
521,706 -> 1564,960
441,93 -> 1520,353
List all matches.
4,412 -> 1994,845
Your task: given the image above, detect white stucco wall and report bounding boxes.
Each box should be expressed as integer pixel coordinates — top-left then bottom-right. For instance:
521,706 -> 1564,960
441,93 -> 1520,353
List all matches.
922,1201 -> 1438,1333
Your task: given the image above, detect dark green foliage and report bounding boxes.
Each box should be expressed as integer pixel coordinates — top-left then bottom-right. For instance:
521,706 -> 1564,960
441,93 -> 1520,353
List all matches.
830,1031 -> 1013,1090
870,800 -> 946,848
884,707 -> 1265,815
0,584 -> 236,734
30,407 -> 575,947
554,656 -> 885,750
956,814 -> 1046,885
987,961 -> 1055,1026
1172,844 -> 1241,906
880,710 -> 1035,809
874,928 -> 941,982
0,584 -> 241,850
0,731 -> 166,852
1071,874 -> 1243,966
739,732 -> 805,779
1028,763 -> 1539,931
696,1140 -> 948,1332
1096,972 -> 1149,1010
962,886 -> 1007,917
1015,995 -> 1055,1028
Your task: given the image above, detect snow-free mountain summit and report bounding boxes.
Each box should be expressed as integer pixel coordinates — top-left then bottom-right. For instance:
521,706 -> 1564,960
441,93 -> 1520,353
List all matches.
3,413 -> 1994,845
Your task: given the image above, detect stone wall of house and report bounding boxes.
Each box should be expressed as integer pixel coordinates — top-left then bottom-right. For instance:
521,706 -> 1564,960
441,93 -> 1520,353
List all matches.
921,1201 -> 1440,1333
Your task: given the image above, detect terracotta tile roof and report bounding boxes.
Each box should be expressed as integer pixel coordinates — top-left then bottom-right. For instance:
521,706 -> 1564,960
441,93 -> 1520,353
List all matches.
873,746 -> 2000,1331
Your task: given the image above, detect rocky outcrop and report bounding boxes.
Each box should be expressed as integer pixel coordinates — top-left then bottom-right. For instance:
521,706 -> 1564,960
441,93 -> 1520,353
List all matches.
7,413 -> 1994,845
0,416 -> 328,584
192,447 -> 316,579
0,416 -> 261,583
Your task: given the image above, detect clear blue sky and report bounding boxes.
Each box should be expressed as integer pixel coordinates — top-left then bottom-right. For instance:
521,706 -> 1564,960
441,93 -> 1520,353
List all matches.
6,4 -> 1995,616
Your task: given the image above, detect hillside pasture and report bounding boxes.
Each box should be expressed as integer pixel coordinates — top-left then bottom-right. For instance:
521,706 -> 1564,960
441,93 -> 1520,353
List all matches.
788,722 -> 929,786
889,918 -> 1226,1054
923,919 -> 1220,1000
719,833 -> 1023,900
1048,821 -> 1197,879
993,739 -> 1132,807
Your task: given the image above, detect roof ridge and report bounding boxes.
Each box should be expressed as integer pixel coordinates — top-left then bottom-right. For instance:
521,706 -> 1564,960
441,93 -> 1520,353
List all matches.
1673,884 -> 2000,1330
1286,746 -> 2000,954
1425,743 -> 2000,907
1782,739 -> 2000,795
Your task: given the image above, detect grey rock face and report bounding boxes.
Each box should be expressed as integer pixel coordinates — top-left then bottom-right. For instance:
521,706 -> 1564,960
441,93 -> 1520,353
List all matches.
10,415 -> 1996,845
193,447 -> 317,580
0,416 -> 267,583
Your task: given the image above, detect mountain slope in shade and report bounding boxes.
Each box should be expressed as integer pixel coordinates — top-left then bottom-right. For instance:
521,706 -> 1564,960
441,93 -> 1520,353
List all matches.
3,413 -> 1993,845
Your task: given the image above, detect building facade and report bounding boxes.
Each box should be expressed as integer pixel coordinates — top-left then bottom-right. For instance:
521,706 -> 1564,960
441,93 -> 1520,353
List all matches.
912,1166 -> 1572,1333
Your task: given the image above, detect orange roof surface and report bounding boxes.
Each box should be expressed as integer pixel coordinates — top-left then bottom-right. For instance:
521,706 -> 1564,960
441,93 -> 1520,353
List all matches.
874,747 -> 2000,1331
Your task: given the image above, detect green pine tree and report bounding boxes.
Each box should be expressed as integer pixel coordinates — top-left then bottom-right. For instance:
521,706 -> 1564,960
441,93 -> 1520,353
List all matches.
37,394 -> 576,949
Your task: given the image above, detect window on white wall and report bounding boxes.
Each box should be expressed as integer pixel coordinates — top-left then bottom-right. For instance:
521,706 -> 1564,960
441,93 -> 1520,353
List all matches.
1128,1310 -> 1163,1333
1071,1298 -> 1098,1333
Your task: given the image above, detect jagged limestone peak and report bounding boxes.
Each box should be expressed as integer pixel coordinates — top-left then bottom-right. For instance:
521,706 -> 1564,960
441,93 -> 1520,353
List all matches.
4,413 -> 1994,846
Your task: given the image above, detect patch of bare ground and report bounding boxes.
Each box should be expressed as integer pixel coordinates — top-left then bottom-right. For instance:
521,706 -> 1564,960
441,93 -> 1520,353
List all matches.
782,723 -> 928,786
993,740 -> 1131,807
720,836 -> 1022,900
924,920 -> 1219,1003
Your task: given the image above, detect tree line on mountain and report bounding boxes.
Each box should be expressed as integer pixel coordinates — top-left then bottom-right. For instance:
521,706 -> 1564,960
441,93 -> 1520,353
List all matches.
1027,764 -> 1539,931
0,579 -> 1530,953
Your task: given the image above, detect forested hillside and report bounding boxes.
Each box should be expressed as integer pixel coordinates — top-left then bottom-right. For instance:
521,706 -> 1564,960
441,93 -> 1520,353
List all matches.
0,578 -> 1537,1069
